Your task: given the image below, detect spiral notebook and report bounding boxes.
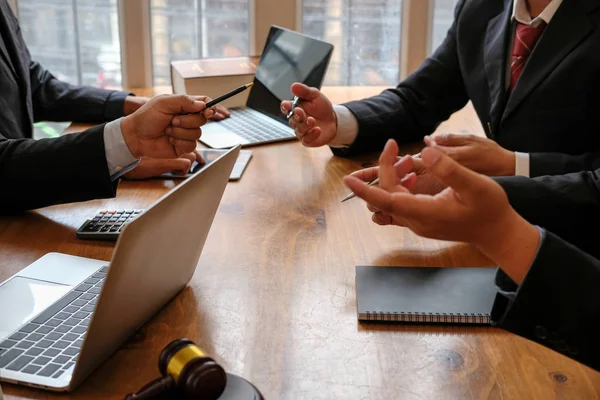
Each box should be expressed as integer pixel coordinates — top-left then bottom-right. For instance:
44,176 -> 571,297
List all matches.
355,266 -> 498,325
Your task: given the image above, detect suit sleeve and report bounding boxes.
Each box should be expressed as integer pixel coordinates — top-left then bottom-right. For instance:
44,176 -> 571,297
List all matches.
529,151 -> 600,177
29,60 -> 133,123
491,229 -> 600,372
494,170 -> 600,260
0,125 -> 117,212
332,0 -> 469,157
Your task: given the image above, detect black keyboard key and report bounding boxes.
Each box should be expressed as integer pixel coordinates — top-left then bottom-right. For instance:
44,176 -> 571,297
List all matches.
22,364 -> 41,374
92,273 -> 105,279
70,301 -> 86,308
63,318 -> 80,326
6,355 -> 34,371
80,293 -> 96,301
54,325 -> 72,333
88,298 -> 98,306
36,339 -> 53,348
64,361 -> 75,370
31,291 -> 81,324
9,332 -> 27,341
54,312 -> 71,320
45,333 -> 63,341
62,347 -> 79,356
0,339 -> 17,349
51,340 -> 70,349
35,326 -> 53,334
25,333 -> 44,342
52,369 -> 65,378
88,287 -> 102,295
54,355 -> 71,364
62,333 -> 78,342
15,340 -> 35,350
79,319 -> 90,327
37,363 -> 61,377
73,340 -> 83,348
74,283 -> 93,292
71,326 -> 86,334
0,349 -> 24,368
46,319 -> 62,327
81,305 -> 95,313
84,278 -> 100,285
18,323 -> 39,333
25,347 -> 44,356
32,356 -> 52,365
99,266 -> 109,273
42,348 -> 60,357
73,312 -> 90,319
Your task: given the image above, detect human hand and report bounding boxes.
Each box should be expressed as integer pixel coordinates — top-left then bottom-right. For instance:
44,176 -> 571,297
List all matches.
120,94 -> 214,159
123,150 -> 205,180
280,83 -> 337,147
343,140 -> 540,284
123,96 -> 150,116
427,134 -> 516,176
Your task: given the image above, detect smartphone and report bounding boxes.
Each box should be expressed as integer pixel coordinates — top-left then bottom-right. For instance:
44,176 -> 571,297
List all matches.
161,149 -> 252,181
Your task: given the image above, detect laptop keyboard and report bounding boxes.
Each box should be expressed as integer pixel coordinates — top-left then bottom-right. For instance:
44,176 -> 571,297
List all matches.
219,108 -> 295,143
0,266 -> 108,379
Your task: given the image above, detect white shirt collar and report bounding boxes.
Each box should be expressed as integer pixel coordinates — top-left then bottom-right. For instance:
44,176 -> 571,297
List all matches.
512,0 -> 564,27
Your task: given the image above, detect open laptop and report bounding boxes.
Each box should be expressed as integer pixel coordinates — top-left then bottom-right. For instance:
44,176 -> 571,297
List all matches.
200,26 -> 334,149
0,145 -> 241,391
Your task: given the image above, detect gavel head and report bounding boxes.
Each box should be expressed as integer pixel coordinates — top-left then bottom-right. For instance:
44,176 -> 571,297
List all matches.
158,338 -> 227,400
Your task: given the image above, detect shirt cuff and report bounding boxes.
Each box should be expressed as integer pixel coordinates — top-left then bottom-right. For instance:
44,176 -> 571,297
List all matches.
514,152 -> 530,177
329,105 -> 359,148
103,118 -> 140,181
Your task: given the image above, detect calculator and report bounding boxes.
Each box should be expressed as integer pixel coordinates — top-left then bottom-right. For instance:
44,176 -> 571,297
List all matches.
76,210 -> 143,241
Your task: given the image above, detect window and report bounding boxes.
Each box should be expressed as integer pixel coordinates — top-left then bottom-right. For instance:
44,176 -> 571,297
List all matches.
302,0 -> 403,86
430,0 -> 459,53
17,0 -> 121,88
150,0 -> 250,85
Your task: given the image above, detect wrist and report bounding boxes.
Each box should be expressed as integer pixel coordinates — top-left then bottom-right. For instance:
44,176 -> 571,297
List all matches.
476,210 -> 540,284
123,96 -> 147,116
120,115 -> 140,159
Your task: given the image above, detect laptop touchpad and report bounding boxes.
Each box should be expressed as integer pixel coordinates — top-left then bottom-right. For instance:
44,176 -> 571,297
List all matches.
0,276 -> 70,340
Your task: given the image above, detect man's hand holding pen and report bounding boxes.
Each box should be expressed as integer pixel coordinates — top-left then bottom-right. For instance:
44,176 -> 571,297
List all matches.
280,82 -> 338,147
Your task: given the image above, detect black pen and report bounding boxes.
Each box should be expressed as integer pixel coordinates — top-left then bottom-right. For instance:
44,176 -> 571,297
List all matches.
205,82 -> 253,108
286,96 -> 300,120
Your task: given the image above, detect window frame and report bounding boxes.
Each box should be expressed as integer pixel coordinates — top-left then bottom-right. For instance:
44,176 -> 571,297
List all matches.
12,0 -> 435,88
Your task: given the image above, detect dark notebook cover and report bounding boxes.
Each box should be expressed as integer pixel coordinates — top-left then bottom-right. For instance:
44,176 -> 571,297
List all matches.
355,266 -> 498,325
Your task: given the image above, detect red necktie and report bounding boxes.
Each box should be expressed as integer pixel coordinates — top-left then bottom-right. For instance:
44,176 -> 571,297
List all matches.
509,21 -> 547,92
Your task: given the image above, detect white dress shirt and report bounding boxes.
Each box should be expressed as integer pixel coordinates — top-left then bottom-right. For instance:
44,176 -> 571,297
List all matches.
103,118 -> 140,180
331,0 -> 564,178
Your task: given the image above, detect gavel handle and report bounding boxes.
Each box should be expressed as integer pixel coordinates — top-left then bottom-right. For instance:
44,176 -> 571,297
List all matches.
124,376 -> 175,400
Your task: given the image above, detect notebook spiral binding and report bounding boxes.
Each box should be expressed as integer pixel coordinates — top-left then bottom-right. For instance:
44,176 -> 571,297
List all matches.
363,311 -> 491,324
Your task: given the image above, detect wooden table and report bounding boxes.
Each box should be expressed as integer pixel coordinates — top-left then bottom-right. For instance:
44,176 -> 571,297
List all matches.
2,87 -> 599,399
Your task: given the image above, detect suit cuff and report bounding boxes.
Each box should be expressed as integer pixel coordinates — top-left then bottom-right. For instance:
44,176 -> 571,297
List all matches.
329,105 -> 359,148
103,118 -> 140,180
104,91 -> 132,121
515,152 -> 530,177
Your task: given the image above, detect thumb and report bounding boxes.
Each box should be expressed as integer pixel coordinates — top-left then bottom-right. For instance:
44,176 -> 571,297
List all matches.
421,147 -> 488,203
291,82 -> 320,101
154,94 -> 206,115
433,133 -> 470,147
154,158 -> 193,175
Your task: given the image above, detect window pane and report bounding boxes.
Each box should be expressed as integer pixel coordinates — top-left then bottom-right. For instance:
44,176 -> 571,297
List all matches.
430,0 -> 459,54
302,0 -> 402,86
150,0 -> 250,86
17,0 -> 122,88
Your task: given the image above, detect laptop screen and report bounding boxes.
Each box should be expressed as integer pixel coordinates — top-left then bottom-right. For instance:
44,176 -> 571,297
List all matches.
247,26 -> 334,125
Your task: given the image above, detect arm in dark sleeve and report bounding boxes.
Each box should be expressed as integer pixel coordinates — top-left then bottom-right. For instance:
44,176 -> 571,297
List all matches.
29,61 -> 133,123
494,170 -> 600,259
332,0 -> 469,157
530,151 -> 600,177
0,125 -> 117,212
491,229 -> 600,372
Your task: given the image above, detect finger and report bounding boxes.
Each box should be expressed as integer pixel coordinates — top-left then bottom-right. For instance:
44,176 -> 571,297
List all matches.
165,126 -> 202,142
350,166 -> 379,183
179,152 -> 196,164
301,127 -> 322,146
168,137 -> 197,155
400,172 -> 418,191
372,212 -> 394,226
290,82 -> 321,101
379,139 -> 400,192
420,147 -> 491,203
281,101 -> 292,114
171,114 -> 208,129
155,94 -> 207,114
433,133 -> 474,147
393,155 -> 415,179
366,202 -> 380,213
293,107 -> 307,124
215,104 -> 230,117
193,149 -> 206,165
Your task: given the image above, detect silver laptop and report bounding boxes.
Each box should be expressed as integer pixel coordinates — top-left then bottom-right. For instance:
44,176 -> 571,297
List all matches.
200,26 -> 334,149
0,145 -> 241,391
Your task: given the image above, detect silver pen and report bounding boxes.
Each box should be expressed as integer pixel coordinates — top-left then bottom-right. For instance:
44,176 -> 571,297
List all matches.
286,96 -> 300,120
340,152 -> 422,203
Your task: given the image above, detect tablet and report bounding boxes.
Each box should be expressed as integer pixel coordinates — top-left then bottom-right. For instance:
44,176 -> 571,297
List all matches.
161,149 -> 252,181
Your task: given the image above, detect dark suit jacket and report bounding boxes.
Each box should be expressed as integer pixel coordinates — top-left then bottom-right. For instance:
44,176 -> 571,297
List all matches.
337,0 -> 600,177
0,0 -> 131,212
491,171 -> 600,371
